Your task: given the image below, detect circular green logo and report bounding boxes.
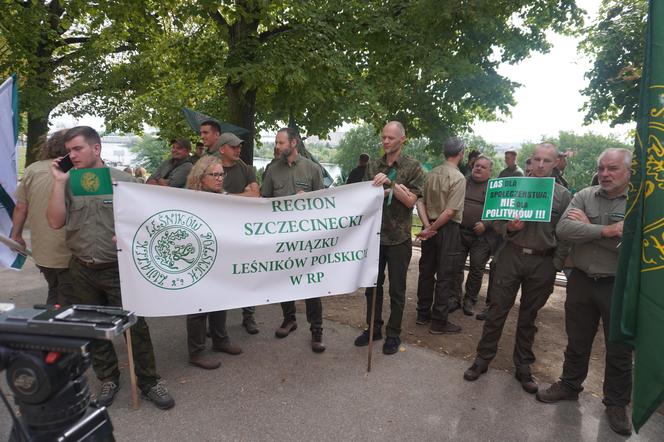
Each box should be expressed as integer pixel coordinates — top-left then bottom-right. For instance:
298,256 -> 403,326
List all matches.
132,210 -> 217,290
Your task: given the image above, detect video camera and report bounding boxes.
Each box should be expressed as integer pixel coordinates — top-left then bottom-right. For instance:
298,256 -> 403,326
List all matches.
0,304 -> 136,442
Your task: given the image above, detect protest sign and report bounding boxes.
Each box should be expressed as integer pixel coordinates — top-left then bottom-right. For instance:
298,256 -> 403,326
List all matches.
482,177 -> 555,222
114,182 -> 383,317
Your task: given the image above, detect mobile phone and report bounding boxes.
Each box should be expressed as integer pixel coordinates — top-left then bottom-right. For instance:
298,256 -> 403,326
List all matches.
58,154 -> 74,172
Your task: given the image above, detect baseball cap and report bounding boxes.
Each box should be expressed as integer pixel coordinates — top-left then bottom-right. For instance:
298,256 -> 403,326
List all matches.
219,133 -> 243,147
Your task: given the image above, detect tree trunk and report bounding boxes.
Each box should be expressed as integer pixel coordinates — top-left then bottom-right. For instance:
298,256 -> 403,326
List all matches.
25,112 -> 50,166
226,81 -> 256,166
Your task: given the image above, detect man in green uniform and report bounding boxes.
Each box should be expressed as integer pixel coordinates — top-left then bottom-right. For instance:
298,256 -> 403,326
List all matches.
453,155 -> 499,316
464,143 -> 571,395
415,136 -> 466,335
216,132 -> 261,334
261,127 -> 326,353
147,137 -> 193,188
498,149 -> 524,178
12,130 -> 72,305
192,141 -> 205,164
353,121 -> 424,355
200,119 -> 221,154
537,148 -> 633,436
46,126 -> 175,410
553,152 -> 570,189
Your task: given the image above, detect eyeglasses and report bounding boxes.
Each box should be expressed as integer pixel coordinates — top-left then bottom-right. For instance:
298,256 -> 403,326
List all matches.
205,172 -> 225,179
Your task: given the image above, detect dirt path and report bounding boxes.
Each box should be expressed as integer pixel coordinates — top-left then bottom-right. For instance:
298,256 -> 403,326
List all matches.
316,246 -> 608,398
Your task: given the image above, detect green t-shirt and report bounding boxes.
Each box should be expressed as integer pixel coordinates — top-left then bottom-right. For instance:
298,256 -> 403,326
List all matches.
222,159 -> 257,194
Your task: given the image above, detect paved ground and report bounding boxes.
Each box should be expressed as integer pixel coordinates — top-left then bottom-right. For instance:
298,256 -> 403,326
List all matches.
1,263 -> 663,441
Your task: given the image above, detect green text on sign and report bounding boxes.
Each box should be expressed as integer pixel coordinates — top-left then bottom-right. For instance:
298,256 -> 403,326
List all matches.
481,177 -> 555,222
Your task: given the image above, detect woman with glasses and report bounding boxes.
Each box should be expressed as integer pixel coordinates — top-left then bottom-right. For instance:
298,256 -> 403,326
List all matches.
184,156 -> 240,370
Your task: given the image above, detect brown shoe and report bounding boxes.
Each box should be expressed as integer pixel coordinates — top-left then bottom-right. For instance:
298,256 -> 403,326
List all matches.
429,322 -> 462,334
463,363 -> 487,381
213,341 -> 243,355
536,381 -> 579,403
311,330 -> 325,353
189,354 -> 221,370
515,372 -> 538,394
243,316 -> 259,335
275,320 -> 297,338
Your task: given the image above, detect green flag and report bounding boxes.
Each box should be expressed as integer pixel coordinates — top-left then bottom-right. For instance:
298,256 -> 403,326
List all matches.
181,107 -> 250,136
69,168 -> 113,196
610,0 -> 664,432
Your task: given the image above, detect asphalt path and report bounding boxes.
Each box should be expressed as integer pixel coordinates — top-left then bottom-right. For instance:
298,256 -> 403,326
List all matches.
1,263 -> 663,441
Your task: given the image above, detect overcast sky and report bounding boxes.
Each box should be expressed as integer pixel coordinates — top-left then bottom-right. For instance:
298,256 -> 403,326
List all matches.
472,0 -> 634,145
53,0 -> 634,147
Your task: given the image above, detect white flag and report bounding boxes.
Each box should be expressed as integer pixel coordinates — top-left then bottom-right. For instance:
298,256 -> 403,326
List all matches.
0,75 -> 25,270
114,181 -> 383,317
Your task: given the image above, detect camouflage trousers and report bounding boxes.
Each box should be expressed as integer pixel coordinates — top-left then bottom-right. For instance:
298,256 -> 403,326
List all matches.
68,258 -> 159,392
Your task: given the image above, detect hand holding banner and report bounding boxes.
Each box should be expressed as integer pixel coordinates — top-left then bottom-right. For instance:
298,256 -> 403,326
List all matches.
482,177 -> 555,222
114,182 -> 383,317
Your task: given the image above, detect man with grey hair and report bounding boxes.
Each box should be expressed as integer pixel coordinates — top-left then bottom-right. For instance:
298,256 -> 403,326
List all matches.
354,121 -> 424,355
415,136 -> 466,334
537,148 -> 633,436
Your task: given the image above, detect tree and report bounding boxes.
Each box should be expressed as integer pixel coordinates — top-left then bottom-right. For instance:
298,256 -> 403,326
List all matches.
0,0 -> 159,165
464,134 -> 502,176
82,1 -> 583,164
579,0 -> 648,126
131,136 -> 170,173
335,124 -> 382,178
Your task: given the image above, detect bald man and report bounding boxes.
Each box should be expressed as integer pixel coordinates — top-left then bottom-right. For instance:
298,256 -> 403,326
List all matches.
354,121 -> 425,355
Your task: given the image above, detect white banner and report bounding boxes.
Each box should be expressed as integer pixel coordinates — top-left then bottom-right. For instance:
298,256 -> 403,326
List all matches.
115,182 -> 383,317
0,75 -> 24,270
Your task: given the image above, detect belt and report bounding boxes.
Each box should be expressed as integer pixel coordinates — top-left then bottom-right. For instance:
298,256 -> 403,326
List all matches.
75,257 -> 118,270
506,241 -> 554,257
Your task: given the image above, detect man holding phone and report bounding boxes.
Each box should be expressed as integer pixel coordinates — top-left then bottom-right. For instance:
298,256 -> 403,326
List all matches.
46,126 -> 175,411
12,130 -> 72,306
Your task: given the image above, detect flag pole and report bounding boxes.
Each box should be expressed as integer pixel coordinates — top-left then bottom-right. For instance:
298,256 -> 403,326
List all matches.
367,286 -> 377,372
125,329 -> 139,409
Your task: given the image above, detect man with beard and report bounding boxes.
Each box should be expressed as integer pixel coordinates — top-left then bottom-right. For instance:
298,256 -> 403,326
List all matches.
261,127 -> 326,353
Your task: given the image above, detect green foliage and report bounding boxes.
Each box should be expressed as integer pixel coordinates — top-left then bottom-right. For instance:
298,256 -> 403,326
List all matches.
2,0 -> 583,165
302,141 -> 337,164
335,124 -> 382,177
0,0 -> 164,163
60,1 -> 581,154
464,134 -> 502,176
131,136 -> 170,173
519,131 -> 632,192
579,0 -> 647,126
334,123 -> 441,176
